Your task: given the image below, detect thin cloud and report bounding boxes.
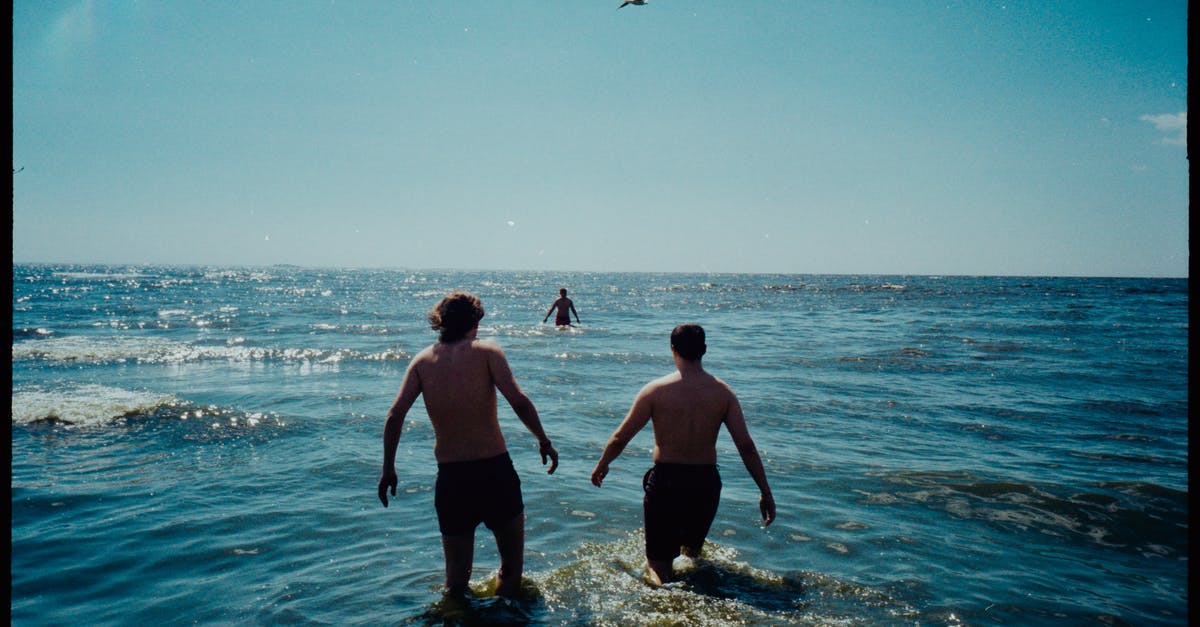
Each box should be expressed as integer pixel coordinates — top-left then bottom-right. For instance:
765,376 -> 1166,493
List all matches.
1140,112 -> 1187,146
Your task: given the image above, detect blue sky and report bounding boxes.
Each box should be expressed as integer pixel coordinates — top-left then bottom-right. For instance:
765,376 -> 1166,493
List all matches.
12,1 -> 1189,276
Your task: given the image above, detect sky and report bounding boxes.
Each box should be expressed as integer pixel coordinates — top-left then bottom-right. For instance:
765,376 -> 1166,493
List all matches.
11,1 -> 1190,277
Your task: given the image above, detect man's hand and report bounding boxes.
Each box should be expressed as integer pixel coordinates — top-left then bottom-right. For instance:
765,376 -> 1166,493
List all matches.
590,462 -> 608,487
759,492 -> 776,526
378,467 -> 398,507
540,440 -> 559,474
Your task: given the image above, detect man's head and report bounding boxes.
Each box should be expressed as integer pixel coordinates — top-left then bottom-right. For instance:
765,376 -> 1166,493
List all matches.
559,288 -> 568,297
670,323 -> 707,361
429,291 -> 485,342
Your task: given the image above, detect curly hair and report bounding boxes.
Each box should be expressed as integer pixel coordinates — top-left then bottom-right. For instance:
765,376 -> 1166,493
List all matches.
428,291 -> 485,343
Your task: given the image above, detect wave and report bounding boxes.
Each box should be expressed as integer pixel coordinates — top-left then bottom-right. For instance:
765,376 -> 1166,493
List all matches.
11,384 -> 287,429
307,322 -> 401,335
51,270 -> 149,281
13,327 -> 55,339
11,384 -> 181,427
1117,283 -> 1189,295
203,269 -> 276,282
644,281 -> 911,295
11,335 -> 411,365
397,532 -> 913,626
864,471 -> 1187,557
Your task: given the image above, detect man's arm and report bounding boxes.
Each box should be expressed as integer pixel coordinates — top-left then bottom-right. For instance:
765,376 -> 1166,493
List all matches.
488,343 -> 559,474
570,301 -> 580,324
722,393 -> 776,525
542,299 -> 559,323
591,386 -> 653,487
379,359 -> 423,507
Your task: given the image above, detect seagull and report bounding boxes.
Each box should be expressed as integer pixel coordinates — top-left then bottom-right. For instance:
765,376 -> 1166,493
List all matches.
618,0 -> 646,8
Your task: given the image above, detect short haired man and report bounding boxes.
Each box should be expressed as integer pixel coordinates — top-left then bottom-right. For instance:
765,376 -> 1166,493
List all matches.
542,288 -> 580,327
590,324 -> 775,585
379,291 -> 559,598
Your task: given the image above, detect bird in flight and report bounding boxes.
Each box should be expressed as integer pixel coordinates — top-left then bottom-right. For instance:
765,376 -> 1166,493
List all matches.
618,0 -> 646,8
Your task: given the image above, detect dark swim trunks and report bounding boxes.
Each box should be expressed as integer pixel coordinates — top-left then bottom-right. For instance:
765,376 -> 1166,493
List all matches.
435,452 -> 523,536
642,463 -> 722,562
555,314 -> 571,326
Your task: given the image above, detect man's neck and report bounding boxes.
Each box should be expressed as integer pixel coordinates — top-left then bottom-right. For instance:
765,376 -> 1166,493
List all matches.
674,355 -> 704,376
441,327 -> 479,344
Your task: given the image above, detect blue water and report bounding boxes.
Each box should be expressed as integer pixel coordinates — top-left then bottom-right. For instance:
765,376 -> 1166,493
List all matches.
10,265 -> 1188,626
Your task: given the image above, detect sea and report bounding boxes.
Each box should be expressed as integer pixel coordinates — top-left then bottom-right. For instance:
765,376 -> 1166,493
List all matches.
9,264 -> 1189,626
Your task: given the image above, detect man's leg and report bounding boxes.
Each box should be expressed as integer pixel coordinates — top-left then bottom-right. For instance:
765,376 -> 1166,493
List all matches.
645,558 -> 672,587
678,473 -> 720,563
441,532 -> 476,595
490,513 -> 525,598
641,466 -> 676,587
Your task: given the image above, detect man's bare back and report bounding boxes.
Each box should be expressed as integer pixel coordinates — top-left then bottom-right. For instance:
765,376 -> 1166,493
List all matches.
635,369 -> 736,465
590,323 -> 774,586
378,292 -> 557,599
591,360 -> 764,473
383,330 -> 553,466
409,337 -> 512,463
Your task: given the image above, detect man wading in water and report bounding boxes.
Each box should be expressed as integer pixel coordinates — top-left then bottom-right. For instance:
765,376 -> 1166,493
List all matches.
590,323 -> 775,586
542,288 -> 581,327
379,291 -> 559,598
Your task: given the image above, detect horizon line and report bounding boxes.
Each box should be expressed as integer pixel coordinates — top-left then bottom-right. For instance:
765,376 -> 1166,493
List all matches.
9,260 -> 1189,281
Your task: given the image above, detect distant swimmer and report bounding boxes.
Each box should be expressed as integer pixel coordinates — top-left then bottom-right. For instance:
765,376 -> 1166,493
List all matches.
378,291 -> 559,599
618,0 -> 646,8
590,324 -> 775,587
542,288 -> 581,327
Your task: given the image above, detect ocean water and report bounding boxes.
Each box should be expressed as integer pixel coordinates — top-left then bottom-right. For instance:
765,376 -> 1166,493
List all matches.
10,264 -> 1188,626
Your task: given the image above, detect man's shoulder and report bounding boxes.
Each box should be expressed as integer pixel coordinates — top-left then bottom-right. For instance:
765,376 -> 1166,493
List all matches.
709,373 -> 735,392
641,371 -> 680,393
470,337 -> 505,354
407,345 -> 438,373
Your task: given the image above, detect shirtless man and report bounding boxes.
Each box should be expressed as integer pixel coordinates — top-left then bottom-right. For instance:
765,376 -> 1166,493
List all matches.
590,323 -> 775,586
378,291 -> 559,599
542,288 -> 580,326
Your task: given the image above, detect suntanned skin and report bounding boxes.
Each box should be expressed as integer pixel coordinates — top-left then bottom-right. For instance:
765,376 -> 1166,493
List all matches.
590,348 -> 775,586
542,290 -> 580,326
378,326 -> 558,598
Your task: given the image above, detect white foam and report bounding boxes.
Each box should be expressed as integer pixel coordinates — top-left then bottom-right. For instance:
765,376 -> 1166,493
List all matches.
11,384 -> 179,427
12,335 -> 187,363
203,269 -> 275,282
11,336 -> 410,364
52,271 -> 146,281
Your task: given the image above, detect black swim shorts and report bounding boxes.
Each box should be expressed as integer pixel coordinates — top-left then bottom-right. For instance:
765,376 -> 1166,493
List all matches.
642,463 -> 722,562
435,452 -> 524,536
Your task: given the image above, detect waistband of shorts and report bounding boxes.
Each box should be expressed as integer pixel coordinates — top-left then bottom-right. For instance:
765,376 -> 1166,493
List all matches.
649,462 -> 720,476
437,451 -> 513,472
